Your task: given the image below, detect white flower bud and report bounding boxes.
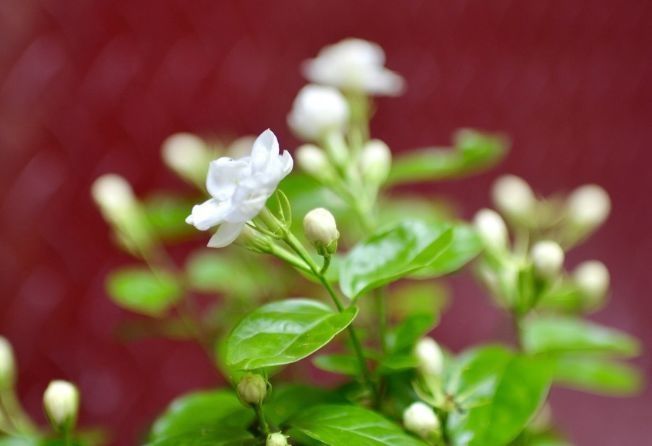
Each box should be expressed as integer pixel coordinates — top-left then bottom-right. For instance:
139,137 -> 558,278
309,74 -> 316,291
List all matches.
491,175 -> 536,221
359,139 -> 392,184
288,85 -> 349,141
566,184 -> 611,228
296,144 -> 332,180
403,402 -> 440,439
162,133 -> 210,184
573,260 -> 610,306
267,432 -> 289,446
473,209 -> 508,250
91,174 -> 137,219
531,241 -> 565,279
0,336 -> 16,390
236,373 -> 267,405
303,208 -> 340,255
414,338 -> 444,377
43,380 -> 79,431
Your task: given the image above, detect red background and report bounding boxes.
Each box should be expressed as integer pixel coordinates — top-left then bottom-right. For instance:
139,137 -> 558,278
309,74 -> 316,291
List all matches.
1,0 -> 651,444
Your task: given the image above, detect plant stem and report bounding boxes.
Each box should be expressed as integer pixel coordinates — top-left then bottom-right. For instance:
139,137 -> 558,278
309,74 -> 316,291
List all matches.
254,403 -> 270,437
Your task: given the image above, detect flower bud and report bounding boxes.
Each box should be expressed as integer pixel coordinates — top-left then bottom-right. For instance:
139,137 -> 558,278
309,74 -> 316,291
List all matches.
573,260 -> 610,307
296,144 -> 332,180
236,373 -> 267,405
414,337 -> 444,377
43,380 -> 79,432
491,175 -> 536,222
267,432 -> 289,446
403,402 -> 440,439
0,336 -> 16,390
162,133 -> 210,184
359,139 -> 391,185
531,241 -> 564,279
473,209 -> 508,250
91,174 -> 137,219
566,184 -> 611,229
228,136 -> 257,158
303,208 -> 340,255
288,85 -> 349,141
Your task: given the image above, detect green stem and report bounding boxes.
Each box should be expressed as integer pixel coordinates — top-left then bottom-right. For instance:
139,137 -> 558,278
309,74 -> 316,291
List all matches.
254,403 -> 270,437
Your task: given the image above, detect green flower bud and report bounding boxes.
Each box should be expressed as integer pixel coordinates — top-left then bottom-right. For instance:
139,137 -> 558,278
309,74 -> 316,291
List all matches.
267,432 -> 289,446
303,208 -> 339,256
43,380 -> 80,432
236,373 -> 267,405
0,336 -> 16,390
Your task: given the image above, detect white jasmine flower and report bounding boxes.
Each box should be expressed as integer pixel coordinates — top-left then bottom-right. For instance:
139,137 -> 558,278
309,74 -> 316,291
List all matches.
0,336 -> 15,389
267,432 -> 289,446
531,241 -> 564,279
162,133 -> 210,184
491,175 -> 536,222
573,260 -> 610,304
359,139 -> 392,184
186,129 -> 293,248
288,85 -> 349,141
43,380 -> 79,430
303,38 -> 405,96
414,337 -> 444,377
303,208 -> 339,255
403,402 -> 440,439
566,184 -> 611,228
473,208 -> 508,250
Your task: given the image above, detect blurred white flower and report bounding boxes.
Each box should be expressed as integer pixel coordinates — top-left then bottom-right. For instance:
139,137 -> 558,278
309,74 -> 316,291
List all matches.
303,38 -> 405,96
296,144 -> 332,180
531,240 -> 564,278
0,336 -> 15,389
491,175 -> 536,222
91,174 -> 137,219
186,130 -> 293,248
403,402 -> 440,439
43,380 -> 79,430
288,85 -> 349,141
414,337 -> 444,377
474,208 -> 508,250
162,133 -> 210,184
573,260 -> 610,304
566,184 -> 611,228
359,139 -> 392,184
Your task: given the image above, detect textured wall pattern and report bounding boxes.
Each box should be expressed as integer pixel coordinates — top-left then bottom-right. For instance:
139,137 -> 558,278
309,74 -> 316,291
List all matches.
1,1 -> 651,444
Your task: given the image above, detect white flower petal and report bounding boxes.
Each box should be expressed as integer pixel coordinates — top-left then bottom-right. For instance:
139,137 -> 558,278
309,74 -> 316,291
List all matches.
206,157 -> 249,200
207,221 -> 245,248
251,129 -> 279,171
186,198 -> 228,231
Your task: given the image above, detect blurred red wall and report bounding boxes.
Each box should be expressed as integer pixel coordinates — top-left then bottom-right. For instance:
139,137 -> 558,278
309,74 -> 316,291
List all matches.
1,0 -> 651,444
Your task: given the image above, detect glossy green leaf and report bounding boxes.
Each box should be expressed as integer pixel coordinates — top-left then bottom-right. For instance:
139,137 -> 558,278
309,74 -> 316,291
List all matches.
552,356 -> 643,395
145,427 -> 255,446
106,268 -> 182,316
265,384 -> 346,426
388,313 -> 437,354
522,315 -> 641,357
226,299 -> 358,370
411,224 -> 483,278
387,129 -> 508,185
149,390 -> 252,440
290,404 -> 426,446
340,220 -> 453,299
313,354 -> 360,376
446,346 -> 552,446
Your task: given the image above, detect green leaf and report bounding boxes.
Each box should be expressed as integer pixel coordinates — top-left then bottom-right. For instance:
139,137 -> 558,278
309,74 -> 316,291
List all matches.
340,221 -> 453,299
552,356 -> 643,396
226,299 -> 358,370
290,404 -> 427,446
411,224 -> 483,278
388,313 -> 437,354
149,389 -> 253,439
446,346 -> 552,446
389,282 -> 449,320
143,195 -> 195,240
522,315 -> 641,357
106,268 -> 182,316
145,427 -> 255,446
265,384 -> 346,426
313,354 -> 360,376
387,129 -> 508,185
